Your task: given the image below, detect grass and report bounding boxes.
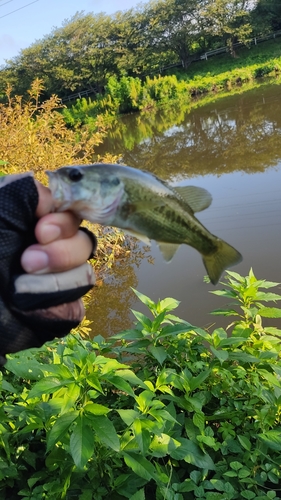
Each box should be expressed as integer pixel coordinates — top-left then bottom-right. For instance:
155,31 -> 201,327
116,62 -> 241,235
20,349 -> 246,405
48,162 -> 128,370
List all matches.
170,38 -> 281,80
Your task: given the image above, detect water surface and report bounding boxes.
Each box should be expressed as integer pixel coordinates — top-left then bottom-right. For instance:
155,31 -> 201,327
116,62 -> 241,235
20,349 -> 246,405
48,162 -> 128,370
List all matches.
87,82 -> 281,335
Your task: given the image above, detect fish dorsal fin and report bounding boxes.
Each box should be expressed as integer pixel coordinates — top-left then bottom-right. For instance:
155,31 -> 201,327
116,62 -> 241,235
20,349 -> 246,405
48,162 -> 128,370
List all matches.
158,242 -> 180,262
173,186 -> 212,213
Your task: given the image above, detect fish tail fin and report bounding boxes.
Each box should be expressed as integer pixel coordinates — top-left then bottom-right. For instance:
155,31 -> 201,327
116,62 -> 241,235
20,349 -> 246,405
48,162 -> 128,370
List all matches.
202,239 -> 242,285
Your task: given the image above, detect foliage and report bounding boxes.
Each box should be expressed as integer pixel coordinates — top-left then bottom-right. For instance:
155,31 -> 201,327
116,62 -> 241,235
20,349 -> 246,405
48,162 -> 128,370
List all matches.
0,1 -> 278,99
62,51 -> 281,123
0,79 -> 109,184
1,270 -> 281,498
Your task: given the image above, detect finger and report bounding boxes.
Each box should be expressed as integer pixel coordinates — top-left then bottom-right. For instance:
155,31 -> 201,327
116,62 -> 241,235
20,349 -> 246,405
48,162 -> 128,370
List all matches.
35,181 -> 55,218
35,211 -> 81,245
21,229 -> 94,274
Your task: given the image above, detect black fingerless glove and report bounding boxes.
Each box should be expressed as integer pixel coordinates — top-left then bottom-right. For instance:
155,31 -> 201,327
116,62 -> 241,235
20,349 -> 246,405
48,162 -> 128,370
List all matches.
0,174 -> 96,361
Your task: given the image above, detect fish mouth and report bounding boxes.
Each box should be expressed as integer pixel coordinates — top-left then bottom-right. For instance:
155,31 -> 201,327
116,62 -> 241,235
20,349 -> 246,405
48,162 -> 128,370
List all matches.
47,171 -> 74,211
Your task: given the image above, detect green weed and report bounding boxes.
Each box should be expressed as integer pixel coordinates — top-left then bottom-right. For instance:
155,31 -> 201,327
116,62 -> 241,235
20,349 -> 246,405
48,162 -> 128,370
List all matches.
1,269 -> 281,498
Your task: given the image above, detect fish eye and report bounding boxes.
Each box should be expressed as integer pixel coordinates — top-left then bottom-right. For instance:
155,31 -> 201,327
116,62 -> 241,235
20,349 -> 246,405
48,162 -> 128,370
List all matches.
68,168 -> 83,182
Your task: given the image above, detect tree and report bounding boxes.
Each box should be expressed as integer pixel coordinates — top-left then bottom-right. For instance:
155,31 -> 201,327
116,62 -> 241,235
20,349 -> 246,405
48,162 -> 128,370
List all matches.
144,0 -> 206,69
201,0 -> 258,56
0,13 -> 118,98
251,0 -> 281,33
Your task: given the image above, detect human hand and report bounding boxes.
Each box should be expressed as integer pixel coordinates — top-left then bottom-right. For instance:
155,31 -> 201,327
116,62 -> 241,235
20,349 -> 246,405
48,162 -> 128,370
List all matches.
0,173 -> 96,362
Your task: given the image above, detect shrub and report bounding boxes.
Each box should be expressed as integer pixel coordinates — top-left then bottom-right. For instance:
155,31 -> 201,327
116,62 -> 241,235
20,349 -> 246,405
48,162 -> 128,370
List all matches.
0,79 -> 108,183
1,270 -> 281,498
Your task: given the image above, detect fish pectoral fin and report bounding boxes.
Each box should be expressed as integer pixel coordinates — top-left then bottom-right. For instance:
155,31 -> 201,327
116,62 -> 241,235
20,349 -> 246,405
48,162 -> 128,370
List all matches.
158,242 -> 180,262
173,186 -> 212,212
124,230 -> 151,245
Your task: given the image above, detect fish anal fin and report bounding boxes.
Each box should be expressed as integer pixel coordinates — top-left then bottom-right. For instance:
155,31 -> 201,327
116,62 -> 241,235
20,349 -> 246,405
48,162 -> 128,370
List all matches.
124,229 -> 151,245
173,186 -> 212,212
158,242 -> 180,262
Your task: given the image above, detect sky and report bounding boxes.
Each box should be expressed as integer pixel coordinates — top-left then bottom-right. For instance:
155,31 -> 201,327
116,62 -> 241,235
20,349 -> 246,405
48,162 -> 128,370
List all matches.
0,0 -> 141,65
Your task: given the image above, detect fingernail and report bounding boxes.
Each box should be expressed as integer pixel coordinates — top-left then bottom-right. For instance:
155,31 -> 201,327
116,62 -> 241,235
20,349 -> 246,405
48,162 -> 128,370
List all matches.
21,250 -> 49,273
40,224 -> 61,244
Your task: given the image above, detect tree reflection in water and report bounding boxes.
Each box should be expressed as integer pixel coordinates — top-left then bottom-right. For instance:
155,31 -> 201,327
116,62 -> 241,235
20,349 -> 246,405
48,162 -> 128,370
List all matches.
86,242 -> 153,338
96,78 -> 281,181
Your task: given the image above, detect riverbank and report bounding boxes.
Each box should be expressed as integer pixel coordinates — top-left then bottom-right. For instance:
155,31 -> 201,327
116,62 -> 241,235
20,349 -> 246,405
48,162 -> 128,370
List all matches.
63,39 -> 281,128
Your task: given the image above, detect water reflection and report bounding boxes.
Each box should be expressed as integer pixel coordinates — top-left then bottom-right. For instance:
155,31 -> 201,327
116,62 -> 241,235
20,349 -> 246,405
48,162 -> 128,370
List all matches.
89,82 -> 281,335
87,243 -> 153,337
97,80 -> 281,179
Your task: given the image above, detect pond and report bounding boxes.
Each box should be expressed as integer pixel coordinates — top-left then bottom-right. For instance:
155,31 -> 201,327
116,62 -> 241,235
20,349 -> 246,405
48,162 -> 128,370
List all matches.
87,80 -> 281,335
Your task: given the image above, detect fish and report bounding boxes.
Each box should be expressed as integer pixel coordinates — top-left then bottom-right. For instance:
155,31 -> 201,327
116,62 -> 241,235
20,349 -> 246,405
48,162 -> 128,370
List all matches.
47,163 -> 242,285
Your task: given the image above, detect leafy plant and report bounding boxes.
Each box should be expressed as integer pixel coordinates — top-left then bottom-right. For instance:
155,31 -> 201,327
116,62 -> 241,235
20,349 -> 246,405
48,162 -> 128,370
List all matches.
0,79 -> 109,184
1,269 -> 281,499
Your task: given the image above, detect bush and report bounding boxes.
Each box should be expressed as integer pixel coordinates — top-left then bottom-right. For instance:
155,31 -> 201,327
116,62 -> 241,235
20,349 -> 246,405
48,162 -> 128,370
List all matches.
1,269 -> 281,499
0,79 -> 108,183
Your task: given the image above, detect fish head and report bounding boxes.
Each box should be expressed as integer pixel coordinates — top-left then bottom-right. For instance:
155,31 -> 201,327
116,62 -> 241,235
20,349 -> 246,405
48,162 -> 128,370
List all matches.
47,165 -> 124,223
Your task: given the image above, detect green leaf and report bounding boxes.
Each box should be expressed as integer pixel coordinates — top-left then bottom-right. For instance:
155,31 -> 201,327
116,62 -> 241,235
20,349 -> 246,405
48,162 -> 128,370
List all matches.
170,438 -> 215,470
1,380 -> 17,392
117,409 -> 140,426
84,402 -> 111,415
131,288 -> 155,310
28,377 -> 66,398
210,347 -> 229,363
228,352 -> 259,363
258,369 -> 280,387
47,411 -> 79,451
88,415 -> 120,451
131,310 -> 152,330
188,369 -> 211,391
86,374 -> 104,393
258,429 -> 281,451
211,289 -> 237,298
117,369 -> 148,389
149,346 -> 167,365
123,452 -> 157,481
259,280 -> 280,289
193,412 -> 205,431
237,435 -> 251,451
133,419 -> 151,454
108,375 -> 135,396
218,337 -> 246,348
159,323 -> 195,338
70,416 -> 95,469
6,356 -> 43,380
158,297 -> 180,312
259,307 -> 281,318
241,491 -> 256,499
238,468 -> 251,478
129,489 -> 145,500
112,329 -> 144,340
255,292 -> 281,301
225,270 -> 245,282
211,308 -> 239,316
230,461 -> 243,471
60,382 -> 81,413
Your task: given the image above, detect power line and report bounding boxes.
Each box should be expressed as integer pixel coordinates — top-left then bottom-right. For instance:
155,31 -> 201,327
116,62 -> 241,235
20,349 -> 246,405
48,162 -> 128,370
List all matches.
0,0 -> 15,8
0,0 -> 39,19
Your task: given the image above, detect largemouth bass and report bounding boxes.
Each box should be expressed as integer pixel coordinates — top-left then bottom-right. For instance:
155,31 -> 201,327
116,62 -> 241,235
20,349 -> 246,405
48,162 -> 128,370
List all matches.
47,163 -> 242,284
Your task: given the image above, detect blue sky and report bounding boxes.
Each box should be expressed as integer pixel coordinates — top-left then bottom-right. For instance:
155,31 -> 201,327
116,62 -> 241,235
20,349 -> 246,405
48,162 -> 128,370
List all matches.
0,0 -> 141,65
